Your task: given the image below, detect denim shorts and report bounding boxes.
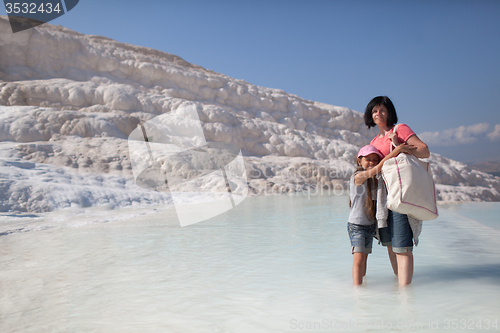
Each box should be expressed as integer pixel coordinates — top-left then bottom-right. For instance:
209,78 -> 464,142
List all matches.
379,210 -> 414,253
347,223 -> 376,254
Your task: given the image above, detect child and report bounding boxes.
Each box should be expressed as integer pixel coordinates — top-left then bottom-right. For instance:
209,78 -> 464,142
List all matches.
348,144 -> 413,285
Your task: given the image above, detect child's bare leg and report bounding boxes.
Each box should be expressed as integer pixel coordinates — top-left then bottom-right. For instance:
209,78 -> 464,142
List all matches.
353,253 -> 368,285
396,252 -> 413,286
387,246 -> 398,275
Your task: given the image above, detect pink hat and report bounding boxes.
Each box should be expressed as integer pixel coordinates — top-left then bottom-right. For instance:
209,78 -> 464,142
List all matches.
357,145 -> 384,159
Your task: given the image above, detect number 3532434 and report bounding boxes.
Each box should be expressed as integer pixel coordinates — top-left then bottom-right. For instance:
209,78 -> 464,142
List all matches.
5,2 -> 62,14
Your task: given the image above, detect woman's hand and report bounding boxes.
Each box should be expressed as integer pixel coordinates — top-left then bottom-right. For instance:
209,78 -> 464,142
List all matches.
388,132 -> 400,147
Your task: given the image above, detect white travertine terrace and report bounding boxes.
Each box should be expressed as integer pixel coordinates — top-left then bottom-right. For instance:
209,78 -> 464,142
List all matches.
1,16 -> 499,212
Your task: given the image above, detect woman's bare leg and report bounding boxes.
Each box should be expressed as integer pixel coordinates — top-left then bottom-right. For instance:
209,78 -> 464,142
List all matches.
396,252 -> 413,286
362,253 -> 368,277
387,246 -> 398,275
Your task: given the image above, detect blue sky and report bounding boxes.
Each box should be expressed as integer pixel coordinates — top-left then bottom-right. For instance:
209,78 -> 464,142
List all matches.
3,0 -> 500,162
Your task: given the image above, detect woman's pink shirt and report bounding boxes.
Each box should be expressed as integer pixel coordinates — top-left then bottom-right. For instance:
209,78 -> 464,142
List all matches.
370,124 -> 415,157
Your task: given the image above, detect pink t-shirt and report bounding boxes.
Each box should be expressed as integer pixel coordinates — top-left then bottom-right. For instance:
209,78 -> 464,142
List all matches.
370,124 -> 415,157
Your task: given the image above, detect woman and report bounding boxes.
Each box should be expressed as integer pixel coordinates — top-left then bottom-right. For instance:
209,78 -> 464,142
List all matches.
364,96 -> 430,286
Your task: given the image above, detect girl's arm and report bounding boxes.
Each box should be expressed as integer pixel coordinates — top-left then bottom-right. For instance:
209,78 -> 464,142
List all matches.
354,144 -> 416,186
389,125 -> 429,158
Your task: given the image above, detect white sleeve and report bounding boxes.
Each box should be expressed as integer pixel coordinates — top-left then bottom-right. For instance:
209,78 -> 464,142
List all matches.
376,174 -> 388,228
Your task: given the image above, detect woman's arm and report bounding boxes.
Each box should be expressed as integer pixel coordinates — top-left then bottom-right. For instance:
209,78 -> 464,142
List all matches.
406,134 -> 430,158
354,144 -> 416,186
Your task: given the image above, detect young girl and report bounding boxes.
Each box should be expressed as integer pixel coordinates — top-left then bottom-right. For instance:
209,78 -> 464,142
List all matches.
348,144 -> 413,285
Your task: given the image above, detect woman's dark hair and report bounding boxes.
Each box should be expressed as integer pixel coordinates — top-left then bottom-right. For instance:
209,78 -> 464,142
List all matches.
363,96 -> 398,129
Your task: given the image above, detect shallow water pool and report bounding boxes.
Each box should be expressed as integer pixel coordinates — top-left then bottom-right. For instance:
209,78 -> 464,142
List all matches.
1,194 -> 499,332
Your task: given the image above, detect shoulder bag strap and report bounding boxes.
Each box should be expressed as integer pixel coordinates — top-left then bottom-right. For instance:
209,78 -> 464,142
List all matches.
390,124 -> 399,152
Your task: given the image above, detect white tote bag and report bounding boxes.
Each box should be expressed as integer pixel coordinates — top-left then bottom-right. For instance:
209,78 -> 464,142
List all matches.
381,125 -> 438,221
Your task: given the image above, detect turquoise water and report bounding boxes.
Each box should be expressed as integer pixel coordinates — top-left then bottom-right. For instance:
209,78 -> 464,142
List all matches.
439,202 -> 500,230
1,194 -> 500,332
